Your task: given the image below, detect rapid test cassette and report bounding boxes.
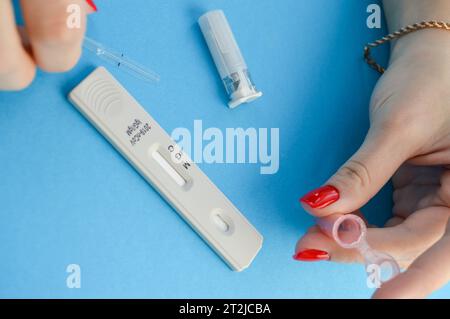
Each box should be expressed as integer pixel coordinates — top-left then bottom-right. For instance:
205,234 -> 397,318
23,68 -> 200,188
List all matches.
69,67 -> 263,271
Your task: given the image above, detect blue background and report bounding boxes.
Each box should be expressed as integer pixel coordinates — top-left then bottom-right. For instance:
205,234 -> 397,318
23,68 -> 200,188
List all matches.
0,0 -> 449,298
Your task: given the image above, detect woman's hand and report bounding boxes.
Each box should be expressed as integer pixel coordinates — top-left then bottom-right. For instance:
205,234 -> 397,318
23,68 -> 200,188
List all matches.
0,0 -> 96,91
295,30 -> 450,298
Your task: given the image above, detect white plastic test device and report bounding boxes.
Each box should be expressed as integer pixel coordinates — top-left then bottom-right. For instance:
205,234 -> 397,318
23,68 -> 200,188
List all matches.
69,67 -> 263,271
199,10 -> 262,108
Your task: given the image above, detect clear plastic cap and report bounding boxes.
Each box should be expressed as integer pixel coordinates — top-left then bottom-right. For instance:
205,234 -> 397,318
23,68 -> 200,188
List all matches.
198,10 -> 262,108
318,214 -> 401,287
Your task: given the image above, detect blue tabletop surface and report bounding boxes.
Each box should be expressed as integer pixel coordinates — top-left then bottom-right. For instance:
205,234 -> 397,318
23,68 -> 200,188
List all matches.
1,0 -> 449,298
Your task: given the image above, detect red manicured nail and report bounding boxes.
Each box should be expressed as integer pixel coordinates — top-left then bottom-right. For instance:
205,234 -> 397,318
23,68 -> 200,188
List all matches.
300,185 -> 339,209
86,0 -> 98,12
293,249 -> 329,262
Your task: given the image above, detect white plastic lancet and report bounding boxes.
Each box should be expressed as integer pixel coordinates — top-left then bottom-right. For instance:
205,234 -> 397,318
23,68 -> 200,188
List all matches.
317,214 -> 401,285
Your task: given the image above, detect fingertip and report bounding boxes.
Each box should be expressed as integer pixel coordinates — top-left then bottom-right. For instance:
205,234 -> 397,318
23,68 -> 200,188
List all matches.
294,230 -> 335,261
13,65 -> 36,90
36,45 -> 82,73
293,249 -> 330,262
299,201 -> 331,218
299,185 -> 340,210
299,185 -> 359,218
0,55 -> 36,91
22,0 -> 87,74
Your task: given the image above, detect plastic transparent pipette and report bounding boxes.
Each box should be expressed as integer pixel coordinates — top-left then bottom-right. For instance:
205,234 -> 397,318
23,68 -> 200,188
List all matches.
83,37 -> 160,83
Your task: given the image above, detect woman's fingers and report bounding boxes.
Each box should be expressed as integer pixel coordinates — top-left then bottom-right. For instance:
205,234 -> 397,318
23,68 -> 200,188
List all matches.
299,123 -> 413,219
294,225 -> 362,263
373,213 -> 450,299
384,216 -> 404,227
393,184 -> 441,218
392,164 -> 443,189
393,168 -> 450,218
20,0 -> 89,72
0,0 -> 35,90
408,149 -> 450,166
294,223 -> 413,266
0,0 -> 95,91
294,207 -> 448,269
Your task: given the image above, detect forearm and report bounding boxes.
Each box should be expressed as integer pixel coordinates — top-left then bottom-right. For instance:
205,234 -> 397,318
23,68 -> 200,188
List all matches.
383,0 -> 450,31
383,0 -> 450,61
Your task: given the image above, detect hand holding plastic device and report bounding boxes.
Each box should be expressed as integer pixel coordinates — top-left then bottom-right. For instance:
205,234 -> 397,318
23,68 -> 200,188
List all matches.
318,214 -> 400,285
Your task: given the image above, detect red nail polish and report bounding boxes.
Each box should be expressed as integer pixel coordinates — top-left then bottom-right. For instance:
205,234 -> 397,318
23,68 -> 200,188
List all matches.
300,185 -> 339,209
293,249 -> 329,261
86,0 -> 98,12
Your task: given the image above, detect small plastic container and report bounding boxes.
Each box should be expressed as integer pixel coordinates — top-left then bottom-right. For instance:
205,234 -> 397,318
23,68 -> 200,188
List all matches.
198,10 -> 262,108
318,214 -> 401,286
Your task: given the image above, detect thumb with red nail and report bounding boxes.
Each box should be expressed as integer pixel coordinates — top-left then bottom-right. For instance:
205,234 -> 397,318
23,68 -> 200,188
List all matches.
295,0 -> 450,299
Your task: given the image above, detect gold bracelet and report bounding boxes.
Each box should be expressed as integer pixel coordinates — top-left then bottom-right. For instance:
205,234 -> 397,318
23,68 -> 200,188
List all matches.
364,20 -> 450,74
